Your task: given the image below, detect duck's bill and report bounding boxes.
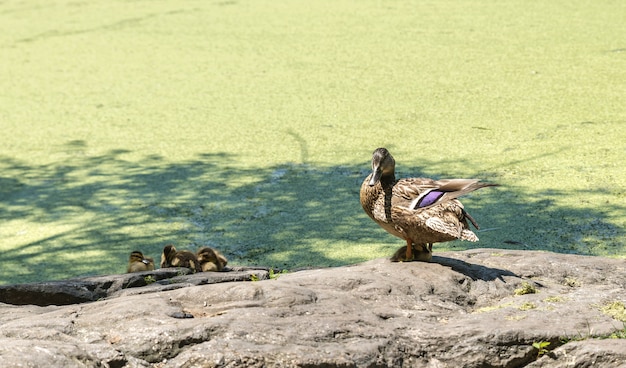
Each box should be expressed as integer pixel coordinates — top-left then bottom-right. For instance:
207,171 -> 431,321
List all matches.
368,169 -> 382,186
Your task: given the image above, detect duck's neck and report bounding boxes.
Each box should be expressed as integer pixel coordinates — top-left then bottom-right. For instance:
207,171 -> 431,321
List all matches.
380,174 -> 395,222
379,173 -> 396,188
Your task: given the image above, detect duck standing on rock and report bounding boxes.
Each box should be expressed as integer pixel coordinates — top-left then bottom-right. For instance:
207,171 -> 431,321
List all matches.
360,148 -> 498,262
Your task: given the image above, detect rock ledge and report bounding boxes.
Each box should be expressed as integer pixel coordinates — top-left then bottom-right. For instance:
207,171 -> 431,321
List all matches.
1,249 -> 625,368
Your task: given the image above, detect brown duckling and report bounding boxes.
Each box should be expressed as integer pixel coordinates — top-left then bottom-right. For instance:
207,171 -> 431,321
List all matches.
127,250 -> 155,273
196,246 -> 228,272
390,244 -> 433,263
160,244 -> 198,273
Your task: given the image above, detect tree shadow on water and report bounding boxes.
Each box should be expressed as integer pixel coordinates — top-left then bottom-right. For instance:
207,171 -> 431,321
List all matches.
0,144 -> 383,283
0,142 -> 624,284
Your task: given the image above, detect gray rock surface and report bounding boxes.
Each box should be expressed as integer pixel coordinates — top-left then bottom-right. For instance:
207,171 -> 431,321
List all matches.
1,249 -> 625,367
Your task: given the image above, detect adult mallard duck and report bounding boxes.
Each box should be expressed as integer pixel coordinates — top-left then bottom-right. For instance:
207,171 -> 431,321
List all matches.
360,148 -> 497,262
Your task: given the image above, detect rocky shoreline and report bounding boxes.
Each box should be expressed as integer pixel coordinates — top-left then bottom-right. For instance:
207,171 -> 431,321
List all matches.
1,249 -> 625,367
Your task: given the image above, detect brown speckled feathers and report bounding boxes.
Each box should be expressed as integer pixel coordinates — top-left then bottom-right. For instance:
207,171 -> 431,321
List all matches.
360,148 -> 497,261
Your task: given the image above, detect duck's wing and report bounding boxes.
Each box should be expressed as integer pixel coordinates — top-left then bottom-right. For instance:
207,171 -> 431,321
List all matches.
391,177 -> 439,204
394,178 -> 497,211
390,178 -> 497,242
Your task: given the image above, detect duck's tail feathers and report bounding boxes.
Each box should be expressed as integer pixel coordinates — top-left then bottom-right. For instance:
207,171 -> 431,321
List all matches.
461,229 -> 479,242
436,179 -> 499,197
463,209 -> 480,229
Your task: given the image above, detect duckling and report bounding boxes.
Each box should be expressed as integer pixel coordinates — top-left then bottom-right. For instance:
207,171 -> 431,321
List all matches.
160,244 -> 198,273
196,246 -> 228,272
390,244 -> 433,263
127,250 -> 155,273
360,148 -> 497,262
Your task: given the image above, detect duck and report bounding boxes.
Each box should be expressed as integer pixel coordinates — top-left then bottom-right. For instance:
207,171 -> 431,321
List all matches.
196,246 -> 228,272
160,244 -> 199,273
127,251 -> 155,273
360,147 -> 497,262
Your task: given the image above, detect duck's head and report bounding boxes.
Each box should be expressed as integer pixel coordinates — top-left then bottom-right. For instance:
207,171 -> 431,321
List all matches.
129,250 -> 145,263
160,244 -> 177,268
368,147 -> 395,186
